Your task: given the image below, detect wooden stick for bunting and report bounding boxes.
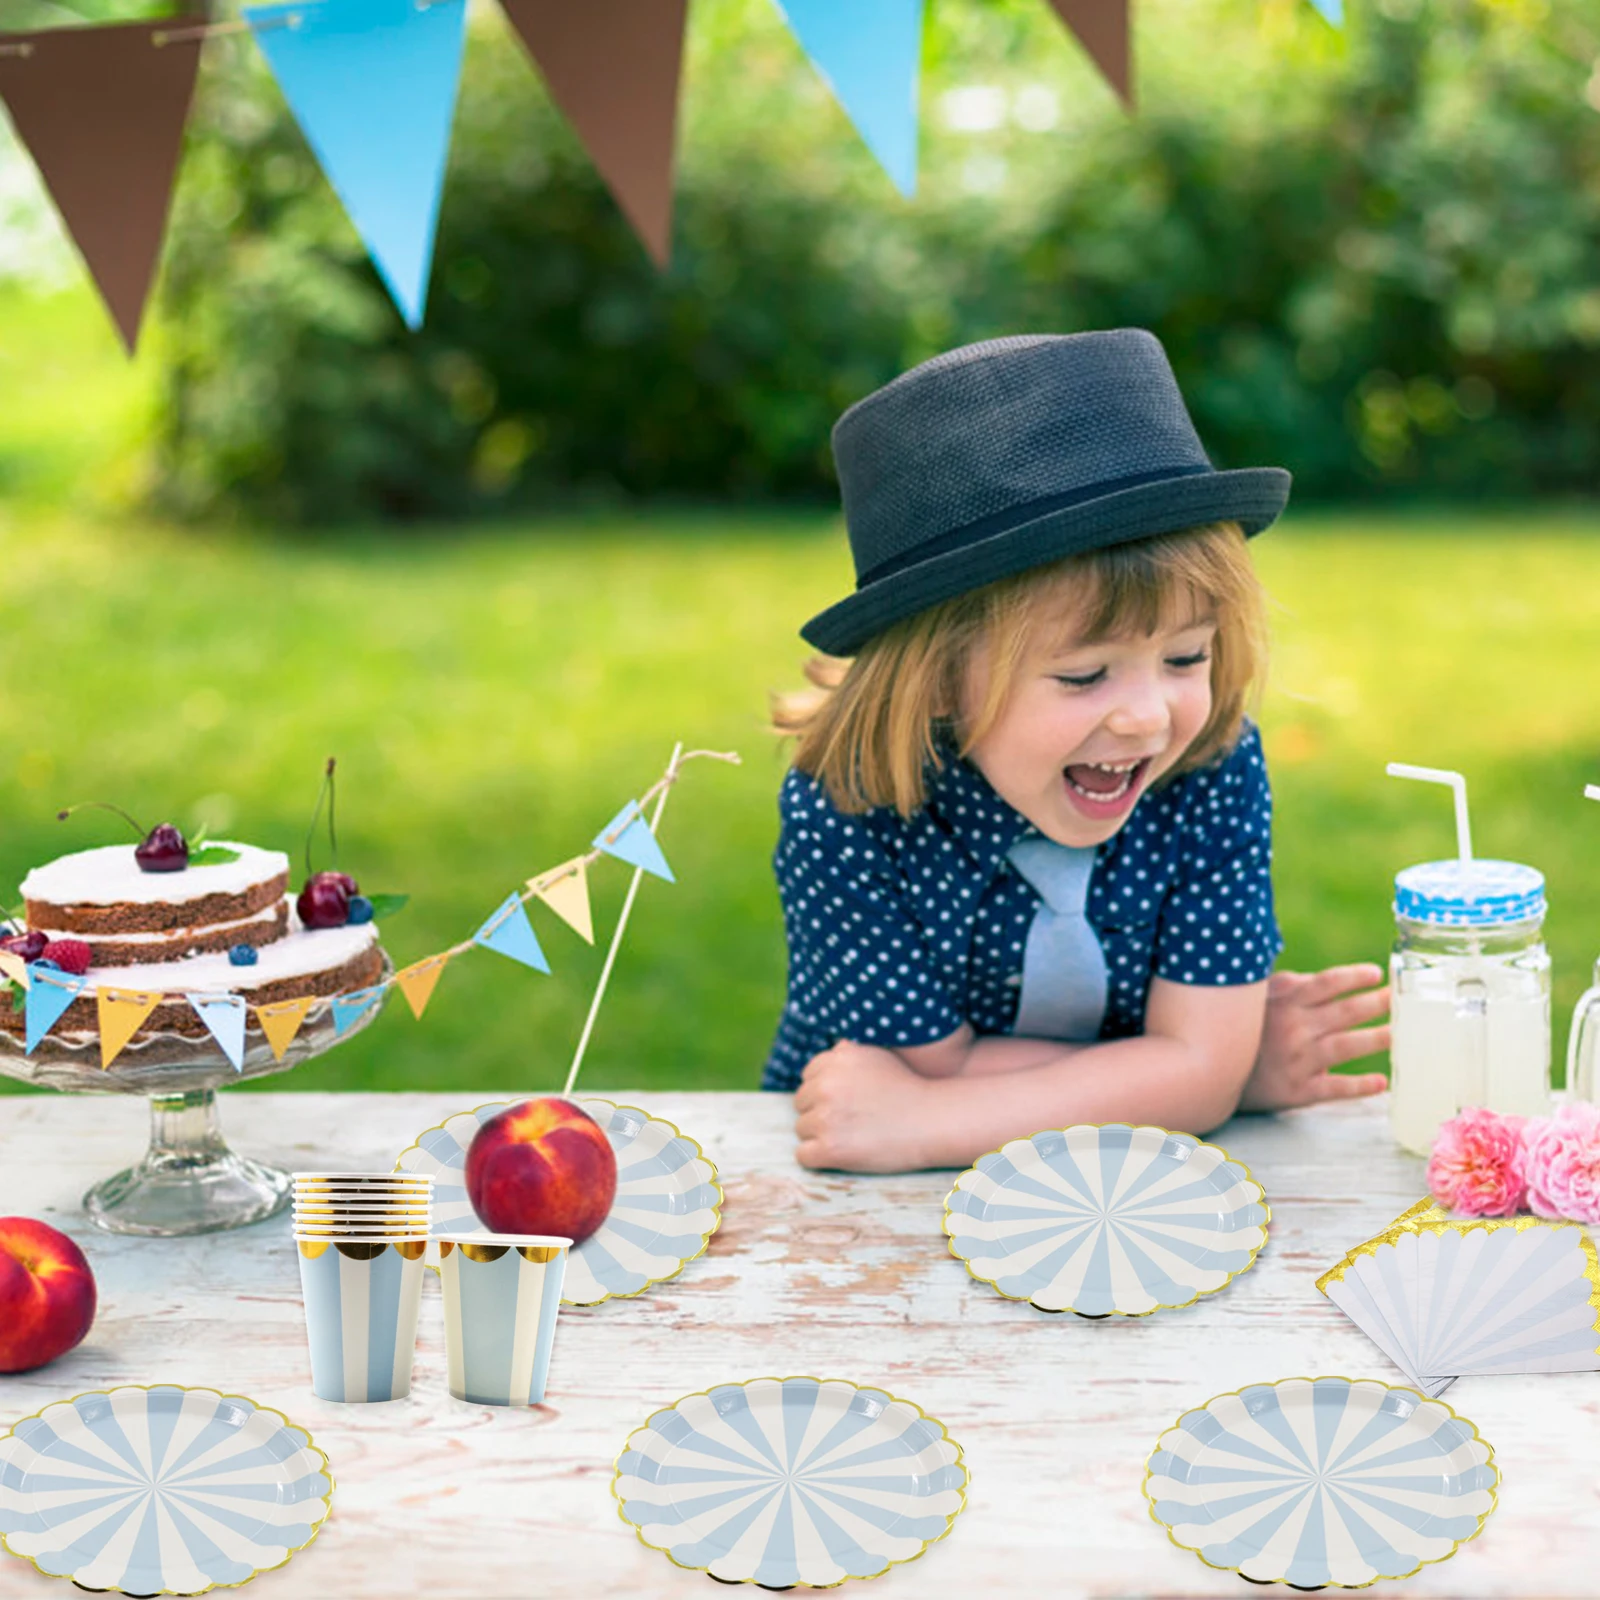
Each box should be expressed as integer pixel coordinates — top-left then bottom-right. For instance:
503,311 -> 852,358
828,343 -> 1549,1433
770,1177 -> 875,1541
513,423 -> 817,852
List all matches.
561,741 -> 683,1098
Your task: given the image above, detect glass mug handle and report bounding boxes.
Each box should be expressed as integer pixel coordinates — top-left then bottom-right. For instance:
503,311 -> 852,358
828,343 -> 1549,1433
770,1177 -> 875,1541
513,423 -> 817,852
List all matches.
1567,986 -> 1600,1101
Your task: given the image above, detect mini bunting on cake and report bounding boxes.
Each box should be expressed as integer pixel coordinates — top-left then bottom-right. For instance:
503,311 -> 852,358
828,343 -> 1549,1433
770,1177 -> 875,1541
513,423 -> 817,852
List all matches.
330,984 -> 386,1036
0,951 -> 30,989
255,995 -> 317,1062
96,986 -> 162,1068
395,953 -> 449,1020
24,966 -> 85,1054
593,801 -> 674,882
473,892 -> 551,972
188,993 -> 247,1073
531,858 -> 594,944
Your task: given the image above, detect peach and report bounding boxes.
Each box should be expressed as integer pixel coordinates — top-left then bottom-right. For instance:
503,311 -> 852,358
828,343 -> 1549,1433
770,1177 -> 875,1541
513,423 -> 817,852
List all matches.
0,1217 -> 96,1374
465,1098 -> 617,1244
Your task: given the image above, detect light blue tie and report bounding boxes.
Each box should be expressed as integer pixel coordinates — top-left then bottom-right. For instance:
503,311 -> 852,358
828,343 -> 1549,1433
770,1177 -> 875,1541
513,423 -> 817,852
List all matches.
1007,834 -> 1108,1042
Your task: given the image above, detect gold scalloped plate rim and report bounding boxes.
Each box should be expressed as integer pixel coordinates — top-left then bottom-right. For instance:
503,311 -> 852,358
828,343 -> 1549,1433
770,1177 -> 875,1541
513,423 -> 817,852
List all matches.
941,1121 -> 1271,1317
392,1094 -> 724,1306
1140,1373 -> 1499,1590
609,1374 -> 969,1589
0,1382 -> 334,1596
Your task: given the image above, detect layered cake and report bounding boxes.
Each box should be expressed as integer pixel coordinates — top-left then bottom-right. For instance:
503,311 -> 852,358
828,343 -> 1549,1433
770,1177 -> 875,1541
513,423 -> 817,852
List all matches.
2,841 -> 384,1042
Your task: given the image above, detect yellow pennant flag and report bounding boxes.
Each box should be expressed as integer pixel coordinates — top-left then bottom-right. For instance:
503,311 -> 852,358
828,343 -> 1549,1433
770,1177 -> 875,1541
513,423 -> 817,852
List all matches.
97,986 -> 162,1068
396,954 -> 449,1020
532,858 -> 594,944
256,995 -> 317,1061
0,951 -> 30,989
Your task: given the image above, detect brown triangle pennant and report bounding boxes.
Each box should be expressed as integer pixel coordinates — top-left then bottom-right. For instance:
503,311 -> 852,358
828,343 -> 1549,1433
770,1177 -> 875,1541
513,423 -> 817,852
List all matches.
1043,0 -> 1133,108
0,19 -> 204,353
497,0 -> 689,267
255,995 -> 317,1061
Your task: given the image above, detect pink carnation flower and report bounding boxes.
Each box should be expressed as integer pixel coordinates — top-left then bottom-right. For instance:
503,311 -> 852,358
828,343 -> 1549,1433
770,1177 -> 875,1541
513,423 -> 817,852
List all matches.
1523,1103 -> 1600,1223
1426,1107 -> 1527,1217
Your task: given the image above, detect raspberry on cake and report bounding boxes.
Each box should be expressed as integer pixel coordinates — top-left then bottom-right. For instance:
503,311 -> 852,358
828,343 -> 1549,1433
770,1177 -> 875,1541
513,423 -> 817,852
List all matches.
3,841 -> 384,1048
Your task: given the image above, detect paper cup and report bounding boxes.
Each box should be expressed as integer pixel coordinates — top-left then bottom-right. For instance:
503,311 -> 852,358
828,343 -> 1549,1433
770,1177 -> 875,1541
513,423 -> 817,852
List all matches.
296,1237 -> 428,1402
438,1234 -> 571,1406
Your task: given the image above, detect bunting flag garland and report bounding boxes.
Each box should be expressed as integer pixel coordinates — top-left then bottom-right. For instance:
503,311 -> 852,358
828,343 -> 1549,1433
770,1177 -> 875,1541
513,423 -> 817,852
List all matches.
24,968 -> 85,1055
330,983 -> 386,1036
473,892 -> 551,972
96,987 -> 162,1068
395,953 -> 449,1019
769,0 -> 924,195
498,0 -> 689,267
256,994 -> 317,1061
187,992 -> 248,1073
594,801 -> 675,882
244,0 -> 469,328
0,20 -> 203,352
531,858 -> 594,944
0,952 -> 29,990
1043,0 -> 1132,107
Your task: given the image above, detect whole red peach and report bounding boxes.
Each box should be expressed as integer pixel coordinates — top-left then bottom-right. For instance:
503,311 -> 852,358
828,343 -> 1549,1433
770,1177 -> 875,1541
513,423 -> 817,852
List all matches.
0,1218 -> 96,1374
465,1098 -> 617,1244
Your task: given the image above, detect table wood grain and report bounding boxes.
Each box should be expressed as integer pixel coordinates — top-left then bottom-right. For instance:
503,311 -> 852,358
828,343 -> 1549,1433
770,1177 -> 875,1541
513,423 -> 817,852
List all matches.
0,1090 -> 1592,1597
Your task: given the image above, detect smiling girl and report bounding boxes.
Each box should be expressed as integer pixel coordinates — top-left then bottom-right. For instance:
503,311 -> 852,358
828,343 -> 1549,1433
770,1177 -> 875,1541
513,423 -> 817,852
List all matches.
765,331 -> 1389,1172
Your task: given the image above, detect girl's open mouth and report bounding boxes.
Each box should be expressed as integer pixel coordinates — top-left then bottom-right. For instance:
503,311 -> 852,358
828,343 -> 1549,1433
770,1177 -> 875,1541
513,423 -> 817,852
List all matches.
1062,757 -> 1152,817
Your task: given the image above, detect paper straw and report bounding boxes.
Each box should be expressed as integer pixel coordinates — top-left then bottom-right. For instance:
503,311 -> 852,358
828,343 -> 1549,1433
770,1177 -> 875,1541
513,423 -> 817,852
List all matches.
1387,763 -> 1473,862
562,741 -> 683,1099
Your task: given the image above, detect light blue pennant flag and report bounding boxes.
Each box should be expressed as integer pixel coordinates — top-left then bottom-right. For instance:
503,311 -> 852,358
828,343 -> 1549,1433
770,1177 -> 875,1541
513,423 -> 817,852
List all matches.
244,0 -> 468,327
187,993 -> 247,1073
593,801 -> 675,883
25,967 -> 86,1055
1306,0 -> 1343,21
473,893 -> 550,973
770,0 -> 923,194
330,984 -> 386,1037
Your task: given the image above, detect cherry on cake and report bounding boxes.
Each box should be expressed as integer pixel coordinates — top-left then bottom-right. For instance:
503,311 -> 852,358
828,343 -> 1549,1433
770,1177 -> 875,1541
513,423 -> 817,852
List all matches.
3,841 -> 383,1045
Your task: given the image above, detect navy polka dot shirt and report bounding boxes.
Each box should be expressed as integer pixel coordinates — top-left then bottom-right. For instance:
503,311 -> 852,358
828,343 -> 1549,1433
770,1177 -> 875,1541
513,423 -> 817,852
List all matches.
763,723 -> 1282,1091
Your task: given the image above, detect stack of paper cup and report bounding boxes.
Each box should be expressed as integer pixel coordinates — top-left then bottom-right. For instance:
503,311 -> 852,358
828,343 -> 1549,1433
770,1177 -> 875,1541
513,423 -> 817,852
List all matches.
293,1172 -> 433,1403
437,1233 -> 571,1406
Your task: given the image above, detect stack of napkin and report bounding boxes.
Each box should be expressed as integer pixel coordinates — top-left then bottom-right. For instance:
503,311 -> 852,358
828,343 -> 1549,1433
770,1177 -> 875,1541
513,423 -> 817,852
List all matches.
1317,1199 -> 1600,1395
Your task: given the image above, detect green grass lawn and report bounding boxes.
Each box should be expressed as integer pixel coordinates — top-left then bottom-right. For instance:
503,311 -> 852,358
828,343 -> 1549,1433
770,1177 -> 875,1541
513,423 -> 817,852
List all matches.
4,291 -> 1600,1097
4,500 -> 1600,1098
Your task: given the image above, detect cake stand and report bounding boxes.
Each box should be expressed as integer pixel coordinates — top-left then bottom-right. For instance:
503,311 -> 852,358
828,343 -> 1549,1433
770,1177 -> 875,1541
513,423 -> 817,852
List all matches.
0,959 -> 391,1237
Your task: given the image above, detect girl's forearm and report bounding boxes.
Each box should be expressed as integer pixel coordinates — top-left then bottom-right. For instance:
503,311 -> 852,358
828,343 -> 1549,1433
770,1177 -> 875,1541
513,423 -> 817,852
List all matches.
911,1035 -> 1246,1167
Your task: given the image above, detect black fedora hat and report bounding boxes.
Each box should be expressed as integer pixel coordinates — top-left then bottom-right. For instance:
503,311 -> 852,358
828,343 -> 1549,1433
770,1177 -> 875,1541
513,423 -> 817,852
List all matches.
802,329 -> 1290,656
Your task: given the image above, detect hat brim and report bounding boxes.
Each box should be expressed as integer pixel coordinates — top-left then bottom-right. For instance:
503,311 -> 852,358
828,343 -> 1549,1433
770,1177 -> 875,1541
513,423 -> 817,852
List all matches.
800,467 -> 1291,656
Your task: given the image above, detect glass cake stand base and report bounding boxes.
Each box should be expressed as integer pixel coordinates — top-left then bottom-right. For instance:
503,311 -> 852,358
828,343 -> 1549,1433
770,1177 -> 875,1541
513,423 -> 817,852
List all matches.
0,956 -> 391,1237
84,1089 -> 292,1237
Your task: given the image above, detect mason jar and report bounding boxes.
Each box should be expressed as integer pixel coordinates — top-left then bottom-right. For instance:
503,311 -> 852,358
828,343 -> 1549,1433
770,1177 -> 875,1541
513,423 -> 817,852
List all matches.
1388,860 -> 1550,1157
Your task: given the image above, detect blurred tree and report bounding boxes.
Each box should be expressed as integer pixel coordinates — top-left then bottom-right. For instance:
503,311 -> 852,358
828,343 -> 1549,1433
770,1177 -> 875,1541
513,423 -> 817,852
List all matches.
137,0 -> 1600,521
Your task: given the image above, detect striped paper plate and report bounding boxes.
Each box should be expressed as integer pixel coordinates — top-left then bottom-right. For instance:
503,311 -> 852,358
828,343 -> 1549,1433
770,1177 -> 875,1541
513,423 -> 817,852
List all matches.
0,1384 -> 331,1595
394,1097 -> 722,1306
944,1123 -> 1269,1316
613,1376 -> 967,1588
1143,1376 -> 1498,1588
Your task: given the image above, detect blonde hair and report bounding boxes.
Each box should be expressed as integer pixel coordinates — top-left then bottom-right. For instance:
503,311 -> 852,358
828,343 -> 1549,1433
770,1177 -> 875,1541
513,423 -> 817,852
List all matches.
772,521 -> 1268,816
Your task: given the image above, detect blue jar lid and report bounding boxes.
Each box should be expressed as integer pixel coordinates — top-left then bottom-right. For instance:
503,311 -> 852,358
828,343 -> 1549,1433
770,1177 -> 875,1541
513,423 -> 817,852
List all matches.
1393,859 -> 1546,927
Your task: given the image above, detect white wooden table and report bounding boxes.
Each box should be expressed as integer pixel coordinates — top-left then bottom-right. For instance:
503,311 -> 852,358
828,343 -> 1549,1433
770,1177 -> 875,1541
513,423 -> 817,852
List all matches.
0,1090 -> 1593,1598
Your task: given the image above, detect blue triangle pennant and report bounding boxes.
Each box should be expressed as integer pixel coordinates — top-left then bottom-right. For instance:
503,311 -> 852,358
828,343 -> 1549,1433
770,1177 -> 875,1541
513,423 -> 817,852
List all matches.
330,984 -> 386,1037
473,893 -> 551,973
1306,0 -> 1343,20
244,0 -> 469,328
593,801 -> 675,883
188,993 -> 247,1073
25,966 -> 86,1054
770,0 -> 923,194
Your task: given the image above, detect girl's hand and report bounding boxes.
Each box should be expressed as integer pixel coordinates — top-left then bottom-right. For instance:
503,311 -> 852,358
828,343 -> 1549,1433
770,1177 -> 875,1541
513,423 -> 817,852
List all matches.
1237,964 -> 1390,1113
794,1042 -> 940,1172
